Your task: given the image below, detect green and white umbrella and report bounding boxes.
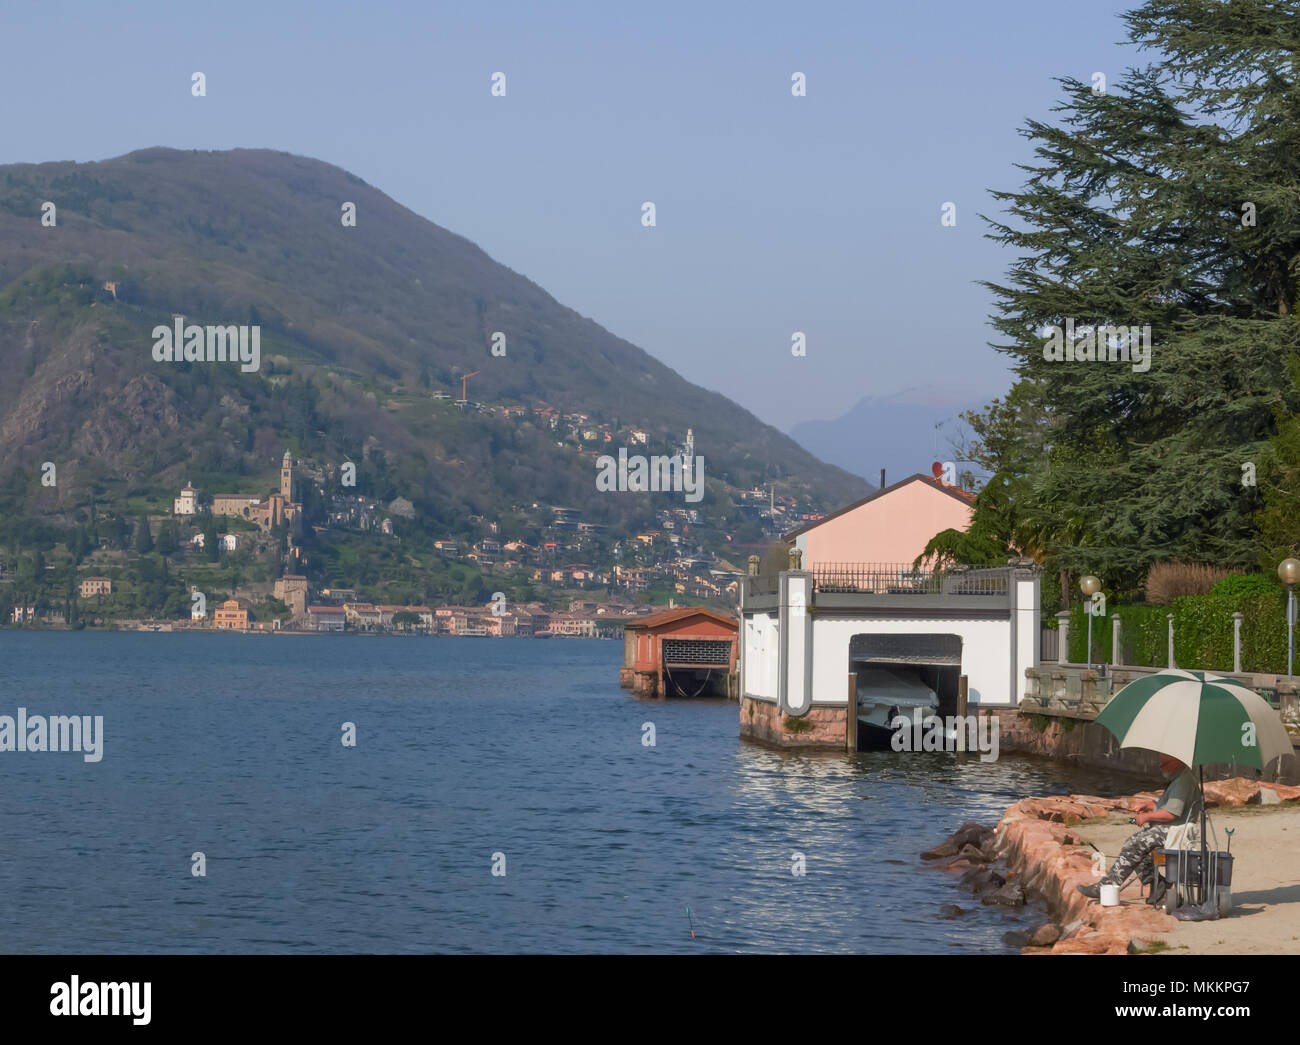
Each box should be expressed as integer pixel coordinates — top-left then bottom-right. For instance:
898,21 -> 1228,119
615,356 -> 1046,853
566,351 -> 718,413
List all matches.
1098,669 -> 1294,904
1097,669 -> 1292,770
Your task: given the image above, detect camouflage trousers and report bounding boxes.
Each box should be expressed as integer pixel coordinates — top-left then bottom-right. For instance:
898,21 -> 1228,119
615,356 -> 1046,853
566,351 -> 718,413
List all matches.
1102,823 -> 1168,885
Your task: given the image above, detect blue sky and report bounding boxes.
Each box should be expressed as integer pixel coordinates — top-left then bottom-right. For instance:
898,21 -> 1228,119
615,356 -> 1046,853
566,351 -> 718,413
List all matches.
2,0 -> 1139,433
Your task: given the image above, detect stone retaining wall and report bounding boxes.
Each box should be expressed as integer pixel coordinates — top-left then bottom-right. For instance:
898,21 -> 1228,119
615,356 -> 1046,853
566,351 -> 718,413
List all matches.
995,709 -> 1300,784
740,696 -> 847,749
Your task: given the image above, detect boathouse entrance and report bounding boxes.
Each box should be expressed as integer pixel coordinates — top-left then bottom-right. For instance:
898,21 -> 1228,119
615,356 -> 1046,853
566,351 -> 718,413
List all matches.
850,633 -> 962,749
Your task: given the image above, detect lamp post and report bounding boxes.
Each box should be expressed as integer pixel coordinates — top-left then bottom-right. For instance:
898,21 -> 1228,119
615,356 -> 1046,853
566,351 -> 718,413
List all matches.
1279,559 -> 1300,678
1080,575 -> 1101,673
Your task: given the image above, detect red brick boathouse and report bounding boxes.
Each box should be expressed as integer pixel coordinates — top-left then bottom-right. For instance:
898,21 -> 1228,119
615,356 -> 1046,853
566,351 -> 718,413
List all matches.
620,607 -> 738,699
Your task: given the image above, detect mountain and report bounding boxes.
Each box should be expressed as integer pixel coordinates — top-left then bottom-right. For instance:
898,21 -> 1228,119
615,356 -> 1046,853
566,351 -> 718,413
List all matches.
0,148 -> 867,535
789,388 -> 978,486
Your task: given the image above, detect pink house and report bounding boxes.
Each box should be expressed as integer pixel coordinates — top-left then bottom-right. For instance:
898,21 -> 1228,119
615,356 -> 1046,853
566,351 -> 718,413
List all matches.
785,473 -> 975,568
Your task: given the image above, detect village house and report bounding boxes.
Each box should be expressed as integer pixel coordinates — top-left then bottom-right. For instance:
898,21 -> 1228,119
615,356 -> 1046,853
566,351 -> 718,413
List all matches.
306,605 -> 346,631
273,575 -> 310,618
78,576 -> 112,597
212,493 -> 261,516
547,613 -> 597,638
343,602 -> 383,631
213,599 -> 250,632
377,605 -> 434,631
783,472 -> 976,571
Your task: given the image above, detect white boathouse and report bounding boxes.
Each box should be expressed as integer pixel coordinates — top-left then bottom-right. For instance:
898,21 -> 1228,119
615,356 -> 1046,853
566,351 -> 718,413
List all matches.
738,557 -> 1042,748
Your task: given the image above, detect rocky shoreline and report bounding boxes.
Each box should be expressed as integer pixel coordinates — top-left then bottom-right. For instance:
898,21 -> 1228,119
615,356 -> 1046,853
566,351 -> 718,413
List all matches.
924,778 -> 1300,954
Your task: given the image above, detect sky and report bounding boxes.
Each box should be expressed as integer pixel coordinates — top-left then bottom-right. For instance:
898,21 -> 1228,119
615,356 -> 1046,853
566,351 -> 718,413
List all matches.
1,0 -> 1140,434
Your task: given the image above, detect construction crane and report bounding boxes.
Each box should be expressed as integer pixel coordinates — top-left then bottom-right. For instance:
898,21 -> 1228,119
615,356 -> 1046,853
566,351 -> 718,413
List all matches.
457,371 -> 480,405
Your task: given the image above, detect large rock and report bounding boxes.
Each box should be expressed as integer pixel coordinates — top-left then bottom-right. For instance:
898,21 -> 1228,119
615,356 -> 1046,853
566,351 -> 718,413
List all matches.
1028,923 -> 1061,947
949,823 -> 994,849
985,881 -> 1026,908
958,867 -> 1005,895
921,840 -> 960,860
1203,778 -> 1260,807
1049,932 -> 1131,955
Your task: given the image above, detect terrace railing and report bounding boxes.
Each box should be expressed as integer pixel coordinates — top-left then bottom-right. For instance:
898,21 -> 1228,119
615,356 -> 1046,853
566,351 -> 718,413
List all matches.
742,563 -> 1014,600
809,563 -> 1010,597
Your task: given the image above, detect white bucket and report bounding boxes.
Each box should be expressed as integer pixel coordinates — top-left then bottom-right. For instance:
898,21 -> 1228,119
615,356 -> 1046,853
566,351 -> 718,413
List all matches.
1099,883 -> 1121,907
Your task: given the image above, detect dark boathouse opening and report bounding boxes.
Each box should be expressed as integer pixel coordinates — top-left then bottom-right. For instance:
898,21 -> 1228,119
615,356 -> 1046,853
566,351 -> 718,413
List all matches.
849,633 -> 962,750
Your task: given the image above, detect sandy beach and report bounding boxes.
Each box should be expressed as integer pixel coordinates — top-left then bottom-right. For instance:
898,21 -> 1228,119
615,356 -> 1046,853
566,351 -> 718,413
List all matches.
1083,804 -> 1300,955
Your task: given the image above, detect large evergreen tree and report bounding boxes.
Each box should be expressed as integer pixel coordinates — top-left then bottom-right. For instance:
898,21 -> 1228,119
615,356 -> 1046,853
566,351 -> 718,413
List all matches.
976,0 -> 1300,588
134,514 -> 154,555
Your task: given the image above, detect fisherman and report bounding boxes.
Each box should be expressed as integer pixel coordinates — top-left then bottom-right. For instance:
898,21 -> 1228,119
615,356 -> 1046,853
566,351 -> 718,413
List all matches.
1077,754 -> 1202,902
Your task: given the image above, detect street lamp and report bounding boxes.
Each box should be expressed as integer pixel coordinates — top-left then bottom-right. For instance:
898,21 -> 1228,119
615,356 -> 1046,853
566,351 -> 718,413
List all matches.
1080,575 -> 1101,672
1278,559 -> 1300,677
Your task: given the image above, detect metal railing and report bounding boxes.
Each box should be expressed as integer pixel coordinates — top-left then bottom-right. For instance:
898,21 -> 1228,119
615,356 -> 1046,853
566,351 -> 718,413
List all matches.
742,563 -> 1014,599
809,563 -> 1010,596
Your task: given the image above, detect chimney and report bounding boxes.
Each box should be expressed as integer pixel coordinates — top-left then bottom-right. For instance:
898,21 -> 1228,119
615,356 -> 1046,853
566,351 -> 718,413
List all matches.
879,468 -> 886,490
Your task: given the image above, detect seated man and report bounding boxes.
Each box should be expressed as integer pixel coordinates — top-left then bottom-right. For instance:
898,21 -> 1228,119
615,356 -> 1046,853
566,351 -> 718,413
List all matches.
1078,754 -> 1202,901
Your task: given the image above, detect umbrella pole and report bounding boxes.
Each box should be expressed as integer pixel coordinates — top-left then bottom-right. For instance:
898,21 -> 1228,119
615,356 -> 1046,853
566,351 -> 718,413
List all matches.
1199,766 -> 1208,907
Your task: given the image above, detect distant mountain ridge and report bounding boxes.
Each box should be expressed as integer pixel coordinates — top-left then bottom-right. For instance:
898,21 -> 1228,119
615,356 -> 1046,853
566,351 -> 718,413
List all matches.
789,389 -> 978,487
0,148 -> 868,529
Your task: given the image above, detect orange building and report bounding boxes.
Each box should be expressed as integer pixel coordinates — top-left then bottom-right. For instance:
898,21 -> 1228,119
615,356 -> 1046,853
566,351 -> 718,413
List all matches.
620,607 -> 738,699
214,599 -> 249,631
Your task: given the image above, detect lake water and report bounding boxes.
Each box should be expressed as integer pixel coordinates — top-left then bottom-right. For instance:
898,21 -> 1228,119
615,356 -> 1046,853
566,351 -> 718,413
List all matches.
0,632 -> 1146,953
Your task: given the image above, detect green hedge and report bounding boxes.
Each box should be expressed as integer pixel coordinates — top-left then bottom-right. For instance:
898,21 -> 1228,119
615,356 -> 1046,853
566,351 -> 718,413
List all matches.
1065,578 -> 1291,673
1067,604 -> 1167,666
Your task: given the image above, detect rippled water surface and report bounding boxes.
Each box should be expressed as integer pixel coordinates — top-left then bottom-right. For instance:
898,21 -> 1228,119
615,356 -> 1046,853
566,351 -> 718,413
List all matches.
0,633 -> 1147,953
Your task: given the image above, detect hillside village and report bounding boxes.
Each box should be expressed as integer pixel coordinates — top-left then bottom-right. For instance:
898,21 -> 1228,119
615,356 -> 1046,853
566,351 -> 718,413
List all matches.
2,403 -> 830,633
